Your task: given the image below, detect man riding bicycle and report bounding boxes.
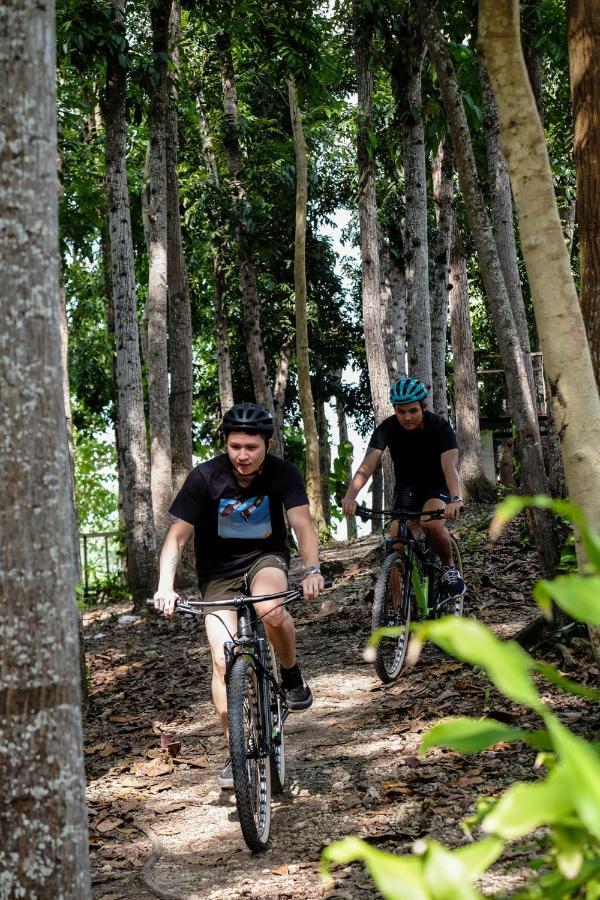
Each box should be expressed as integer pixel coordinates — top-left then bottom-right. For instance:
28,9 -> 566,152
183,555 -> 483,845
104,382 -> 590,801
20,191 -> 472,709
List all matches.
153,402 -> 325,788
341,376 -> 466,598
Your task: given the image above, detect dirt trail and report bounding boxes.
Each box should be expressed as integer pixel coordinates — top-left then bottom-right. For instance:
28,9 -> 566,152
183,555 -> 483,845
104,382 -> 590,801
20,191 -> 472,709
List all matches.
84,508 -> 595,899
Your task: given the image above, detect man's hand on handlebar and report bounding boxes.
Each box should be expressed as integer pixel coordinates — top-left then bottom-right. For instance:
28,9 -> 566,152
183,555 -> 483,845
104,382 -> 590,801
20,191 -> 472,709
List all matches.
444,500 -> 463,521
300,572 -> 325,601
153,588 -> 180,618
341,494 -> 358,516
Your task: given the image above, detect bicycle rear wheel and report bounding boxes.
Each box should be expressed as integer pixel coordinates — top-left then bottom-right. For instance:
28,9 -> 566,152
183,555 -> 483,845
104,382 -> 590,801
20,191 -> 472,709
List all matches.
432,533 -> 465,618
371,551 -> 412,684
266,642 -> 285,794
228,654 -> 271,852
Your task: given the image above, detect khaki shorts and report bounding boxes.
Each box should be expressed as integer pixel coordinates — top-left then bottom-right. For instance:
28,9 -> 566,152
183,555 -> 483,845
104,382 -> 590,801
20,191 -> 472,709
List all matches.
199,554 -> 288,601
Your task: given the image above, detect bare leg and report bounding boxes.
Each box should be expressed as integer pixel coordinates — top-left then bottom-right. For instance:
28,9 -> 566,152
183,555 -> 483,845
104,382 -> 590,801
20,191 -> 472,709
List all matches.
250,566 -> 296,668
420,498 -> 454,567
204,608 -> 237,738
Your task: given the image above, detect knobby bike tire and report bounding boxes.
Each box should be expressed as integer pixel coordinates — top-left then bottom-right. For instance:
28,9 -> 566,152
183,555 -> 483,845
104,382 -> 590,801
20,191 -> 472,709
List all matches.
267,642 -> 286,794
431,533 -> 465,618
371,551 -> 412,684
227,654 -> 272,852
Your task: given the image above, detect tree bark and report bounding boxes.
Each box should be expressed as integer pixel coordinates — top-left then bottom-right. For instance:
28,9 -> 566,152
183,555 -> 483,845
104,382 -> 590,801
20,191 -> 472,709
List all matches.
449,227 -> 494,500
145,0 -> 174,543
430,139 -> 453,416
167,0 -> 193,493
316,393 -> 332,527
288,77 -> 326,533
273,334 -> 292,449
479,0 -> 600,655
335,381 -> 358,539
568,0 -> 600,389
414,0 -> 558,576
0,1 -> 91,892
480,62 -> 535,394
196,85 -> 234,415
217,32 -> 280,452
402,39 -> 433,396
103,0 -> 157,604
379,235 -> 407,382
354,1 -> 391,426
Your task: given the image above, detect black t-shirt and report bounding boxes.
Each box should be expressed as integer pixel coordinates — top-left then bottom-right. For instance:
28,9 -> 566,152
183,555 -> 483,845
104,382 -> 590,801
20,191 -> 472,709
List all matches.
169,454 -> 309,583
368,411 -> 458,492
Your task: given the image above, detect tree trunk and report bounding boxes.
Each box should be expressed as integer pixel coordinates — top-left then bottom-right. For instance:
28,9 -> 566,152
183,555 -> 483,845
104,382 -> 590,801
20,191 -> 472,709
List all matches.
480,62 -> 535,394
273,335 -> 292,450
167,0 -> 193,493
103,0 -> 157,605
372,465 -> 384,534
568,0 -> 600,390
430,139 -> 453,416
196,85 -> 234,415
402,39 -> 433,396
288,77 -> 326,533
217,32 -> 279,451
449,227 -> 494,500
414,0 -> 558,576
145,0 -> 173,543
0,1 -> 91,892
336,383 -> 358,539
479,0 -> 600,655
379,235 -> 407,381
354,1 -> 391,425
316,394 -> 332,527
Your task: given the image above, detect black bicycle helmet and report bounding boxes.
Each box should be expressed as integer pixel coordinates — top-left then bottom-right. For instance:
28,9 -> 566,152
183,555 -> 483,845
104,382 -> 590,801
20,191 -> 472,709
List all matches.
390,377 -> 429,405
221,402 -> 274,437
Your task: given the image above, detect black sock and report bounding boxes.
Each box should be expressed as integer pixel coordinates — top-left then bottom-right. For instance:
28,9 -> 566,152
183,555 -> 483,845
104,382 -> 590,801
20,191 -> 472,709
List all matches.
281,663 -> 303,689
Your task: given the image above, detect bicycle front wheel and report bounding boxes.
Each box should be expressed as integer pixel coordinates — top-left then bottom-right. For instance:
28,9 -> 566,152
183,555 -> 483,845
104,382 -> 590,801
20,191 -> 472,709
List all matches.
371,551 -> 412,684
228,654 -> 271,852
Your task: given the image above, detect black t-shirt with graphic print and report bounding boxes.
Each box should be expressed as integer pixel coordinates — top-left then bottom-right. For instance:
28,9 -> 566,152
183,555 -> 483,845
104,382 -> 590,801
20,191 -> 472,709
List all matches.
368,411 -> 458,494
169,453 -> 309,583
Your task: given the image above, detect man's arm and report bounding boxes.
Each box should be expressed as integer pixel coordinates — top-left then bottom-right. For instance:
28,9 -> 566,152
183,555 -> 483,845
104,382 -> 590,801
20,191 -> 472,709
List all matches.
440,448 -> 462,520
154,518 -> 194,617
286,504 -> 325,601
341,447 -> 383,515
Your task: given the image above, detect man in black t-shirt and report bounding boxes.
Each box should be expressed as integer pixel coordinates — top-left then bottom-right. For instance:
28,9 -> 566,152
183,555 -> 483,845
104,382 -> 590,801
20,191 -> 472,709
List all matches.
153,402 -> 325,789
342,377 -> 465,597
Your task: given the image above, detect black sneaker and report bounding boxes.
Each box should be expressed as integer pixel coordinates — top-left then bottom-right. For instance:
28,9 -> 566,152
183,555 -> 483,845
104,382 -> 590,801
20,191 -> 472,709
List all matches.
440,566 -> 466,597
217,757 -> 234,790
284,678 -> 313,711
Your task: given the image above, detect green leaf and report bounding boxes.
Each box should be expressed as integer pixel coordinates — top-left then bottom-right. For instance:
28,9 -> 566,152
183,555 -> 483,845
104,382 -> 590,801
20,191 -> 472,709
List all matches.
534,576 -> 600,626
535,661 -> 600,701
545,715 -> 600,839
551,825 -> 586,879
452,838 -> 505,878
421,717 -> 524,753
414,618 -> 542,712
482,765 -> 573,839
320,837 -> 428,900
422,841 -> 485,900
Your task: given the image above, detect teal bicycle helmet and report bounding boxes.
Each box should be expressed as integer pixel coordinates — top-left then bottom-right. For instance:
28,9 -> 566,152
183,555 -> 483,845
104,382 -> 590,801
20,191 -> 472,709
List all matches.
390,377 -> 428,405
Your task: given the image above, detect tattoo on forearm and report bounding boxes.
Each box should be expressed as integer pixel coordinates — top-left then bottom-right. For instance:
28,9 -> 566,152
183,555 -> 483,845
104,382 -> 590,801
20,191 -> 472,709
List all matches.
356,469 -> 369,482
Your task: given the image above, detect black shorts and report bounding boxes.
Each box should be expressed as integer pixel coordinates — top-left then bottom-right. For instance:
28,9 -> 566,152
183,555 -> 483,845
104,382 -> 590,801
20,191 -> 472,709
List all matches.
393,485 -> 451,513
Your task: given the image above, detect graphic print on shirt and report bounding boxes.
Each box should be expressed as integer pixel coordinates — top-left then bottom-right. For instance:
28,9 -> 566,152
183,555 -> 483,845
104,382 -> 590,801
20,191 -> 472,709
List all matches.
218,496 -> 272,539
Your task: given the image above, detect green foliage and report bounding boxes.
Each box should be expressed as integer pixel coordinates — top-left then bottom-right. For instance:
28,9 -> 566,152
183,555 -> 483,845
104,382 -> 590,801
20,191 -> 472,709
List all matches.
323,500 -> 600,898
74,428 -> 118,531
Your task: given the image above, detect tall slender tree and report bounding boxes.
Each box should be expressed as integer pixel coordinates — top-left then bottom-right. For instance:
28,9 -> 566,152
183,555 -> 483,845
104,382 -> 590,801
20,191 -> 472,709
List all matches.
288,76 -> 326,532
167,0 -> 194,492
145,0 -> 174,542
102,0 -> 157,602
354,0 -> 391,427
0,0 -> 90,892
567,0 -> 600,389
430,138 -> 453,416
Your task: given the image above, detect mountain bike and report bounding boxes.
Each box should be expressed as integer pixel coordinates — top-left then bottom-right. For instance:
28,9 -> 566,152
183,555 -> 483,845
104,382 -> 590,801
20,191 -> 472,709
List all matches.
356,505 -> 464,684
149,582 -> 329,852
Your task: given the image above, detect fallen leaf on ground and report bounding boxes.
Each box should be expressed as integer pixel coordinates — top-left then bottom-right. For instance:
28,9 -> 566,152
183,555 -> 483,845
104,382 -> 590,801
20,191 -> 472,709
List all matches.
131,758 -> 173,777
272,865 -> 289,875
95,817 -> 124,833
176,755 -> 209,768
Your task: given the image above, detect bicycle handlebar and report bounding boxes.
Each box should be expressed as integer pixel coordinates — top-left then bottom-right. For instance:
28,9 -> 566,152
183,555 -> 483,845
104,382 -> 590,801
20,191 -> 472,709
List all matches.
355,504 -> 446,522
146,580 -> 333,616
